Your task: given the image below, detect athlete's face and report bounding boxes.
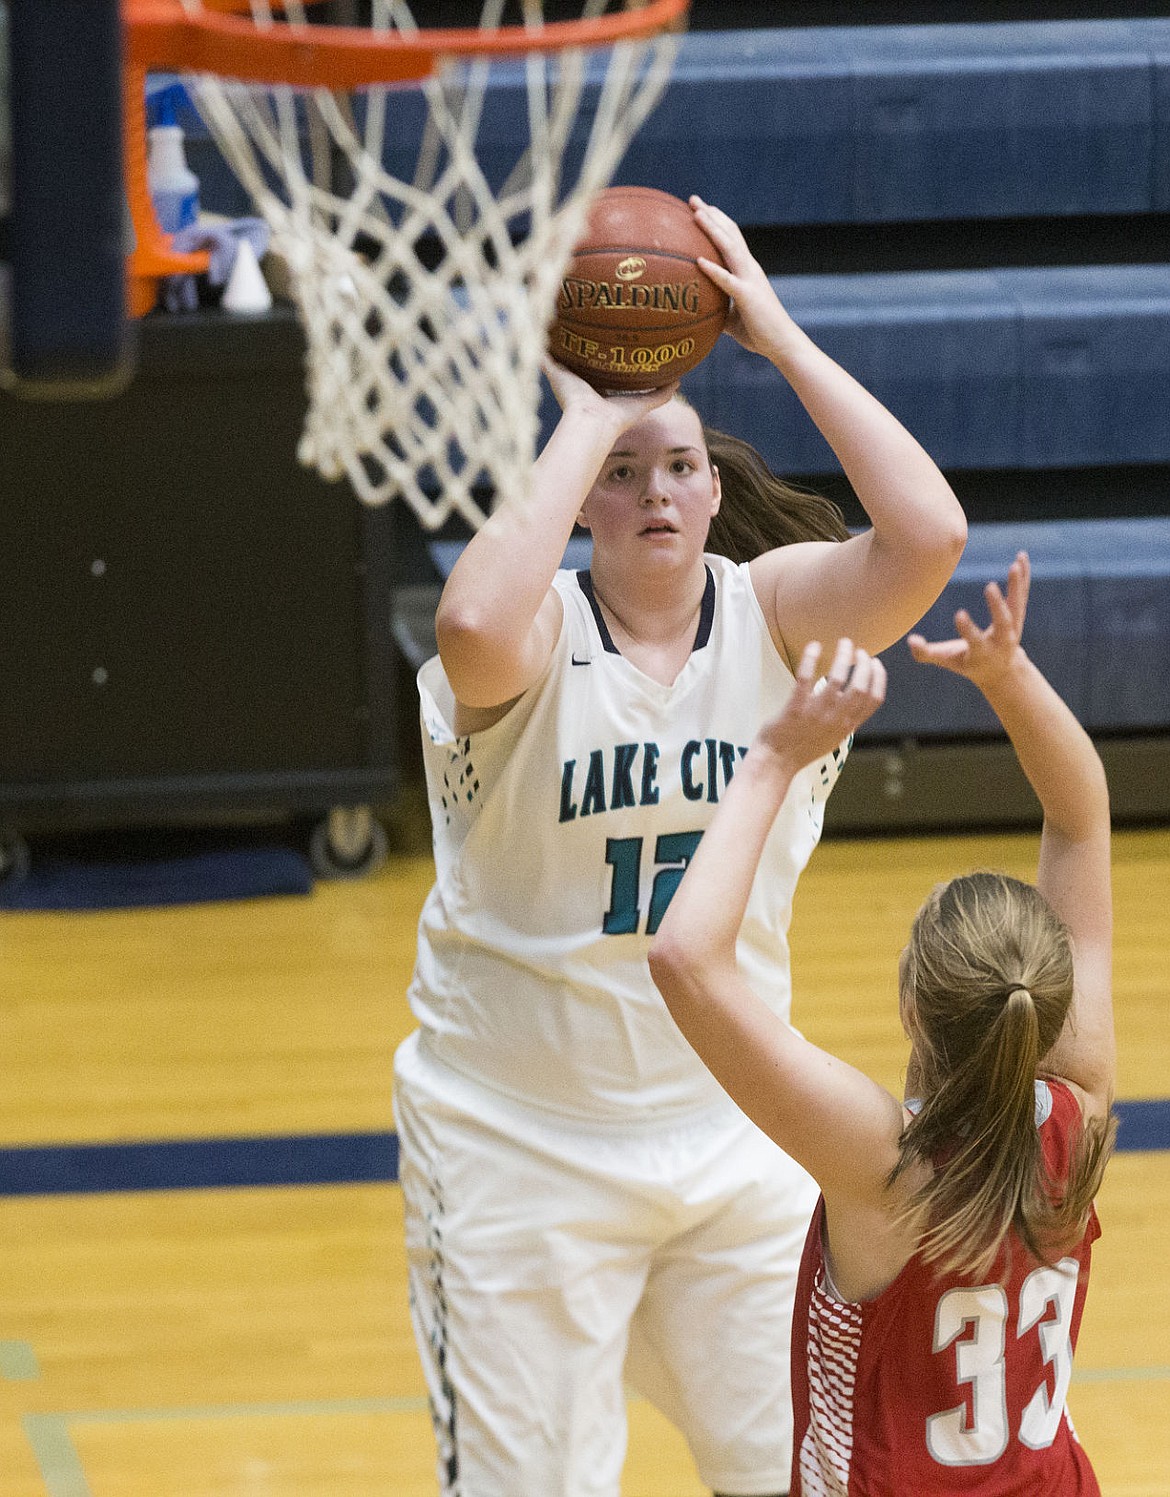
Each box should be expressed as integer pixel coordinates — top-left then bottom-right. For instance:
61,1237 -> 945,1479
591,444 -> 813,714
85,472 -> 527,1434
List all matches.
577,399 -> 721,564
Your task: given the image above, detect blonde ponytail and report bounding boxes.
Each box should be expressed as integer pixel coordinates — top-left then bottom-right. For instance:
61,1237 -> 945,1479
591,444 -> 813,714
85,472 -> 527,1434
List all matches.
892,873 -> 1116,1279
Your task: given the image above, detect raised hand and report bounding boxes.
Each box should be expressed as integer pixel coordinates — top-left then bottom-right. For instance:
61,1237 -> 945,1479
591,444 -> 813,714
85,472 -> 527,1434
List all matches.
907,551 -> 1030,688
688,195 -> 795,359
755,638 -> 887,772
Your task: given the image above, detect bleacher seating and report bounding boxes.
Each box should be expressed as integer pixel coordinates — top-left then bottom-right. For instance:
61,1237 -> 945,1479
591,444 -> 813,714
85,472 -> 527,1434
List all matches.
618,22 -> 1170,224
548,19 -> 1170,820
428,515 -> 1170,740
863,517 -> 1170,738
163,13 -> 1170,827
179,21 -> 1170,228
602,20 -> 1170,485
679,265 -> 1170,475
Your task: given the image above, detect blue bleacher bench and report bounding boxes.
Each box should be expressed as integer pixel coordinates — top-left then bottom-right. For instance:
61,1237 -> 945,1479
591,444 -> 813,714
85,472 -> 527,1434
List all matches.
167,19 -> 1170,228
145,20 -> 1170,827
621,20 -> 1170,225
422,518 -> 1170,744
673,264 -> 1170,476
857,517 -> 1170,743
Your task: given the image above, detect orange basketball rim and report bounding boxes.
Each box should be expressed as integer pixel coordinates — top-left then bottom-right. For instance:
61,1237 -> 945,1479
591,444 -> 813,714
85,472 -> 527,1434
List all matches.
123,0 -> 690,88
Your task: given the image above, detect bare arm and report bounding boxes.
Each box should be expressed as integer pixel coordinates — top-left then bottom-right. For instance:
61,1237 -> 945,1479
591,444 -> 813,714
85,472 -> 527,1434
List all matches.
435,365 -> 677,711
648,641 -> 906,1202
908,552 -> 1115,1120
691,197 -> 967,662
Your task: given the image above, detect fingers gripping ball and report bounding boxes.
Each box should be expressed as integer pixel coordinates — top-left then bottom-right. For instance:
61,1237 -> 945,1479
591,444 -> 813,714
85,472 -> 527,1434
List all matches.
549,186 -> 730,390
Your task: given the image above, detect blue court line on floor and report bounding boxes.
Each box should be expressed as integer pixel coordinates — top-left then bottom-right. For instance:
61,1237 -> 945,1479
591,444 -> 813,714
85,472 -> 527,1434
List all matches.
0,1098 -> 1165,1198
0,1132 -> 399,1197
1112,1098 -> 1170,1152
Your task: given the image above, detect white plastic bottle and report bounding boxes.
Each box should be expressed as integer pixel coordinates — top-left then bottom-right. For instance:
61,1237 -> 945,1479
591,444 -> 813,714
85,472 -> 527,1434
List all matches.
147,114 -> 200,234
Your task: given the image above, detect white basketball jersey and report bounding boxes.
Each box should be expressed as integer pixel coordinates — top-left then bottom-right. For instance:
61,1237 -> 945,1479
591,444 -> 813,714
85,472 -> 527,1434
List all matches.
409,554 -> 847,1121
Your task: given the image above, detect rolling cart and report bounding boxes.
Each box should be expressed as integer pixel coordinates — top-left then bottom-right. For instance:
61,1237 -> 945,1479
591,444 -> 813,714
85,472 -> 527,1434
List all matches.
0,307 -> 400,884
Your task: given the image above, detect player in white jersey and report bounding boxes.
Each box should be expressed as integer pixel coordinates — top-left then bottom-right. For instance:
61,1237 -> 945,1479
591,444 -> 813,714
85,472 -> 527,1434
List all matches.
394,198 -> 968,1497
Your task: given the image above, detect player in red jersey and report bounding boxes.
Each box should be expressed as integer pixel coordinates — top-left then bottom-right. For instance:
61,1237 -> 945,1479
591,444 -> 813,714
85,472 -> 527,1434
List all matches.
649,551 -> 1116,1495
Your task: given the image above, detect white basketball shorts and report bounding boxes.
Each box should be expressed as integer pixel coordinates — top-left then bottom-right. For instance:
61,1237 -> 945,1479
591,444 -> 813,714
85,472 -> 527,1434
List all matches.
393,1031 -> 818,1497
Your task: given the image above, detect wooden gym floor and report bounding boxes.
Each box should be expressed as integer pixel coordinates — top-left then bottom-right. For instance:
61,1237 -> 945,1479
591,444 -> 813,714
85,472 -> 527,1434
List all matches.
1,805 -> 1167,1495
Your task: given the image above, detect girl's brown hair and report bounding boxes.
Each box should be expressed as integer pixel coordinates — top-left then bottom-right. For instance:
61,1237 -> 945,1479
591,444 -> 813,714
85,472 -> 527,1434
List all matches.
698,420 -> 850,559
891,871 -> 1116,1280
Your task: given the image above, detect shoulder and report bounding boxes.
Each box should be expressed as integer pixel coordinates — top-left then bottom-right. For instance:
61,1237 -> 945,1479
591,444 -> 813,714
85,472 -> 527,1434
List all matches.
708,553 -> 793,665
747,537 -> 842,596
552,565 -> 613,604
551,567 -> 584,602
439,585 -> 571,738
744,541 -> 841,669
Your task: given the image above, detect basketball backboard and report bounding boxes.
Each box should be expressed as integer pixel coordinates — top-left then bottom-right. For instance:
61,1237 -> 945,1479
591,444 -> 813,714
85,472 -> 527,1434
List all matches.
1,0 -> 132,399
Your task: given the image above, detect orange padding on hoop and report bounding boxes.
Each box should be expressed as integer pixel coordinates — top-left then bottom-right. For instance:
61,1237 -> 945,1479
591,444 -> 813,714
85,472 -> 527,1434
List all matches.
123,0 -> 690,88
124,59 -> 211,316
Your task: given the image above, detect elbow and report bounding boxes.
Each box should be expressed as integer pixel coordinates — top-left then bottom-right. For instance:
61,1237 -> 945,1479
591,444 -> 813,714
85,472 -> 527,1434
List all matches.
648,933 -> 694,1011
908,495 -> 967,598
435,594 -> 490,658
931,495 -> 968,568
647,933 -> 680,991
1089,752 -> 1111,814
1082,752 -> 1112,834
648,932 -> 719,1025
906,480 -> 967,566
434,596 -> 513,704
874,488 -> 967,590
949,506 -> 969,562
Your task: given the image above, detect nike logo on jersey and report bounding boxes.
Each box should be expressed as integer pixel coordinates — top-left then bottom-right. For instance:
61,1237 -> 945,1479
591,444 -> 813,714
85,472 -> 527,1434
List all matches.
571,654 -> 592,666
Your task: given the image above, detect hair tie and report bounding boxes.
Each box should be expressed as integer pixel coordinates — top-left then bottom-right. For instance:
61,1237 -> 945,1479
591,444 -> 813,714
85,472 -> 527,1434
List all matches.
1006,983 -> 1031,1001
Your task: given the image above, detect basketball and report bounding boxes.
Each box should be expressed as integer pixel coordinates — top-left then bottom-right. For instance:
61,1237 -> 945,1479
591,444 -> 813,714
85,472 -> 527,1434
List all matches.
548,186 -> 730,391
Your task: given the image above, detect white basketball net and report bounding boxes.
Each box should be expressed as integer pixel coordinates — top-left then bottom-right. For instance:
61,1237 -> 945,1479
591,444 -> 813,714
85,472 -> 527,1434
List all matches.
176,0 -> 681,525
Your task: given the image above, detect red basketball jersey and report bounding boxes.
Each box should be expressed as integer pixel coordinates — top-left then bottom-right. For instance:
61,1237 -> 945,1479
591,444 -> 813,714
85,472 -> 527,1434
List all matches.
790,1080 -> 1101,1495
